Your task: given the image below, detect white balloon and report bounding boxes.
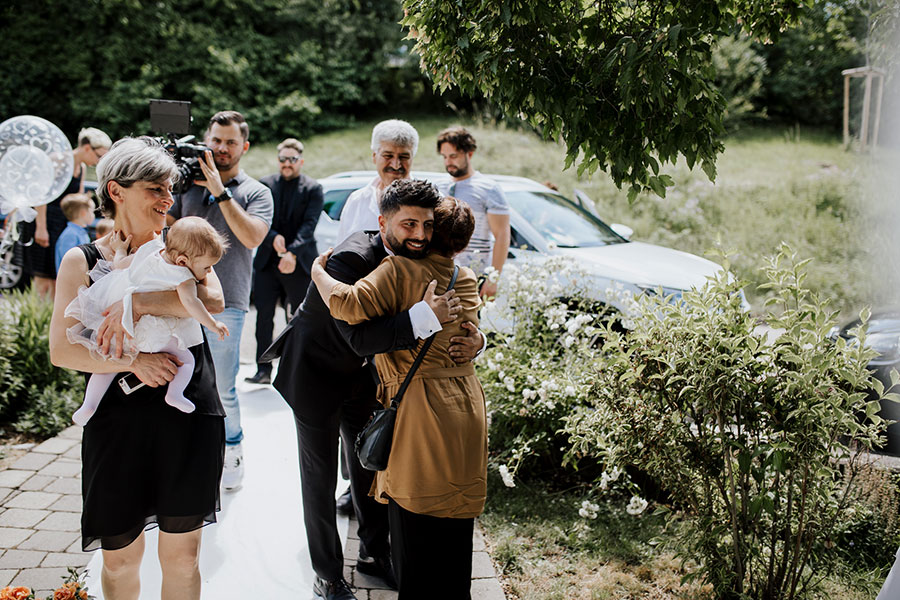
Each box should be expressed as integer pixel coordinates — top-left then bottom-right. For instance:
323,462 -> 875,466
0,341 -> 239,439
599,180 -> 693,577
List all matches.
0,146 -> 54,209
0,115 -> 74,211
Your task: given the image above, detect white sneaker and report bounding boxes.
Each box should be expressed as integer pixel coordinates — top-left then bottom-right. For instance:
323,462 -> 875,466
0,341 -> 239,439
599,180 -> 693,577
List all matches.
222,443 -> 244,491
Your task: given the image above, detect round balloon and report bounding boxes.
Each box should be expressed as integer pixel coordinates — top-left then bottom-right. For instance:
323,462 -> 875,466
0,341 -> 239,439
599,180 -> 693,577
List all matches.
0,146 -> 55,209
0,115 -> 73,210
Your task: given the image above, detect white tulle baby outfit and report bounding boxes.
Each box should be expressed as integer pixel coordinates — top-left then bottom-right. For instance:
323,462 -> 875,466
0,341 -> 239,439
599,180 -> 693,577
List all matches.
65,237 -> 203,425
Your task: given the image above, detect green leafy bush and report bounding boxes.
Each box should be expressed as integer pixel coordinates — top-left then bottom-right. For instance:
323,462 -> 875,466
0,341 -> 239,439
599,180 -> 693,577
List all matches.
0,288 -> 83,437
566,245 -> 896,599
14,383 -> 82,439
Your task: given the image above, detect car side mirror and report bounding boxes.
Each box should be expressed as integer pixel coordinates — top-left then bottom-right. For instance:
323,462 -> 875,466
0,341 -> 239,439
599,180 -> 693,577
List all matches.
610,223 -> 633,240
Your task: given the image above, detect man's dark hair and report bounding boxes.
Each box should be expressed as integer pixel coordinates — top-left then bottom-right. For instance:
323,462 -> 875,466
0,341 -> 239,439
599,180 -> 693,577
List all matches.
379,179 -> 441,218
431,197 -> 475,257
208,110 -> 249,141
436,126 -> 477,154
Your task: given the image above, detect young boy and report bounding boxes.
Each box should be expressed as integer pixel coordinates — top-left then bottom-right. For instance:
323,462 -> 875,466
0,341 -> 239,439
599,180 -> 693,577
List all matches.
54,193 -> 95,273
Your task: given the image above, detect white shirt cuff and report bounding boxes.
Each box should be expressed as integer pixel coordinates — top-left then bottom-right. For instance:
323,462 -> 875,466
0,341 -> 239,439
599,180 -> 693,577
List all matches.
474,330 -> 487,359
409,300 -> 442,340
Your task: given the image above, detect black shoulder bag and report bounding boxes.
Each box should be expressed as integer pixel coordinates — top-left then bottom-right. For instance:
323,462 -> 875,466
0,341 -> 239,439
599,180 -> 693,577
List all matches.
356,265 -> 460,471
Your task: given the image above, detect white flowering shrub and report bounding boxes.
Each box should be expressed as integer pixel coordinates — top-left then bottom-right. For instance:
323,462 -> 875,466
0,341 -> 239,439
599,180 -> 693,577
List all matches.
477,256 -> 617,485
566,245 -> 896,599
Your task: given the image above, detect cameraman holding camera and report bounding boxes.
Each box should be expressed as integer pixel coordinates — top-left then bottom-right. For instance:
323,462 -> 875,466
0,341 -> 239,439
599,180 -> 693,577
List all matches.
167,110 -> 273,492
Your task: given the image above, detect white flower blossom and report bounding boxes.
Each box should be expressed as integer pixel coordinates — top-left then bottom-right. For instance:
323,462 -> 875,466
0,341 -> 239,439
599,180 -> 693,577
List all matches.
578,500 -> 599,520
526,374 -> 536,385
498,465 -> 515,488
562,335 -> 576,348
626,495 -> 648,515
504,377 -> 515,392
522,388 -> 537,400
599,466 -> 622,490
564,385 -> 576,397
494,351 -> 504,362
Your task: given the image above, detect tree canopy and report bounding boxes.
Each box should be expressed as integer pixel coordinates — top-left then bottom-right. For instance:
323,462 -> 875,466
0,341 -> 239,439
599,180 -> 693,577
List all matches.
402,0 -> 809,199
0,0 -> 412,142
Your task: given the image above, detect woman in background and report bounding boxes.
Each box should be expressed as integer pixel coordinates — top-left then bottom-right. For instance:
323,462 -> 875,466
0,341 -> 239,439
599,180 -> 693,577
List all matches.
24,127 -> 111,298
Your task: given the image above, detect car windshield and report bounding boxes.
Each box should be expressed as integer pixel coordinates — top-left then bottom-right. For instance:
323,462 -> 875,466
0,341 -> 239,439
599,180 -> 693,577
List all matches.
507,191 -> 623,248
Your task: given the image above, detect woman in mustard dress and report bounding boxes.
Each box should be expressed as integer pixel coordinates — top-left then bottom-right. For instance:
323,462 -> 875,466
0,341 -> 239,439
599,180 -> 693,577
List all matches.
311,195 -> 487,600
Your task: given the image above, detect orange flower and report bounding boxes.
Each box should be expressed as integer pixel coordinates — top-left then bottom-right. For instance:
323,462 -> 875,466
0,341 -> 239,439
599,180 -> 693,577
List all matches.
0,587 -> 34,600
52,585 -> 75,600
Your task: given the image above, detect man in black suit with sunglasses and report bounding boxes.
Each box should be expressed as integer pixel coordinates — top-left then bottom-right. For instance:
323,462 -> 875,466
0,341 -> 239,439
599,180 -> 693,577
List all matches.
247,138 -> 324,385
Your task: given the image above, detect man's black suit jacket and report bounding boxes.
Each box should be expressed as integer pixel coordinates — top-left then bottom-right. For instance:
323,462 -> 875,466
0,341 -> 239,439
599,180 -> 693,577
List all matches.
255,173 -> 324,276
272,231 -> 418,422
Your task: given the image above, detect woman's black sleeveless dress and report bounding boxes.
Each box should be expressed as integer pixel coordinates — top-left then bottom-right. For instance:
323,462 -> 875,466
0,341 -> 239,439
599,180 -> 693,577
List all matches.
21,174 -> 81,278
77,243 -> 226,551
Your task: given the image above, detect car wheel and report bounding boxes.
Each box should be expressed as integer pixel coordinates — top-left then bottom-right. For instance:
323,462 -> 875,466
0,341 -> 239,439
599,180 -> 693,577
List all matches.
0,240 -> 26,290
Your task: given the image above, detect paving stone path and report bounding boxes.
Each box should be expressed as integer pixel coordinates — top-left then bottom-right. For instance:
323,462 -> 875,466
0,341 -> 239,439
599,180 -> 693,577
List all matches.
0,427 -> 87,594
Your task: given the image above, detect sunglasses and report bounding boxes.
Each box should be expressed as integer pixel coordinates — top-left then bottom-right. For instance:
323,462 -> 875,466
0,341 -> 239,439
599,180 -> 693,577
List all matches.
278,155 -> 301,164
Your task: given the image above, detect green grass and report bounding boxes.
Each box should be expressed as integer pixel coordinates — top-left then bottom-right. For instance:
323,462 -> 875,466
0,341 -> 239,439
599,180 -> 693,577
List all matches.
241,117 -> 896,318
480,471 -> 887,600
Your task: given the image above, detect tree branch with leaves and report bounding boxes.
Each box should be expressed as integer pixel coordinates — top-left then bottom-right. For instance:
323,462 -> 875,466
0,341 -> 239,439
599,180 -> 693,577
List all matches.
402,0 -> 809,200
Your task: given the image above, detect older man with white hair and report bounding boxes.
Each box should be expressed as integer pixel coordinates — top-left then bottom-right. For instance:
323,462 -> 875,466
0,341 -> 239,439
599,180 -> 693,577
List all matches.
335,119 -> 419,244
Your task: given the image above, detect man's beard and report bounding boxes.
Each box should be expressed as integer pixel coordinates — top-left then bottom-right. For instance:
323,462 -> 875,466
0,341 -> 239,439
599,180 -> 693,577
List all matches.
215,153 -> 239,171
446,161 -> 469,178
385,229 -> 428,259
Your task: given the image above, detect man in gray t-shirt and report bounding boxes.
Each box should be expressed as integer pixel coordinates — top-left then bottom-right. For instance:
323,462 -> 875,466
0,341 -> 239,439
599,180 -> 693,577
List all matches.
436,126 -> 510,299
167,110 -> 273,492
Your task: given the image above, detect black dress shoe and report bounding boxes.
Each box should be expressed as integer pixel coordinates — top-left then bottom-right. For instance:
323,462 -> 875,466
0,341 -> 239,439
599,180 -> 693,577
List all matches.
313,576 -> 357,600
356,551 -> 398,590
336,486 -> 354,517
244,370 -> 271,385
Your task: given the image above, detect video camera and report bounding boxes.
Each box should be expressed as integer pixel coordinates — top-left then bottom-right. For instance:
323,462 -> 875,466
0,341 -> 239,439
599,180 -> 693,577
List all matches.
149,99 -> 208,194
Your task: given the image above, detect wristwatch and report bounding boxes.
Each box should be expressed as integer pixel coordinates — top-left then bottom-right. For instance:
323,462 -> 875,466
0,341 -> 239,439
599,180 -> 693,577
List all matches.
213,188 -> 233,204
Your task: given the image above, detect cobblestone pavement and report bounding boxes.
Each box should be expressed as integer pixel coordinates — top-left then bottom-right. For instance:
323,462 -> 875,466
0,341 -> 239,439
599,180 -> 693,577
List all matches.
0,426 -> 87,595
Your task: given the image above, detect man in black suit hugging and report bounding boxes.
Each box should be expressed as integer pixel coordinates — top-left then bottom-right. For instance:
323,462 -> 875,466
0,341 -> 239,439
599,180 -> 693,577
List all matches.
270,180 -> 485,600
247,138 -> 324,385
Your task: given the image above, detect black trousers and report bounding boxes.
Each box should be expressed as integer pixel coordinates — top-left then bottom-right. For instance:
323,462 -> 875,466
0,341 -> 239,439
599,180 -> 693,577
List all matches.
253,265 -> 310,373
388,499 -> 474,600
294,379 -> 390,581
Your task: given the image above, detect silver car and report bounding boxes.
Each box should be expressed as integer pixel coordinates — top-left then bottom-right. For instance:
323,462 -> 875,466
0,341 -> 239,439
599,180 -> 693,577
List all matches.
314,171 -> 733,320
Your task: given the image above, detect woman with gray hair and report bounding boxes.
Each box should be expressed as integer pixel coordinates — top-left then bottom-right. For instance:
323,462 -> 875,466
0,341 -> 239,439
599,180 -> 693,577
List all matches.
24,126 -> 112,299
49,136 -> 226,600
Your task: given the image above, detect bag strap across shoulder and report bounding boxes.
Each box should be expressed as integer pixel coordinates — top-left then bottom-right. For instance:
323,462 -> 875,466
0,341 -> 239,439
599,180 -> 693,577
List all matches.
390,265 -> 460,406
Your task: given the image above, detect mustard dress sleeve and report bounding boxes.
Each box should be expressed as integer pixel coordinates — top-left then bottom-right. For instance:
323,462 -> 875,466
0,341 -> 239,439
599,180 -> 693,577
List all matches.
327,257 -> 402,324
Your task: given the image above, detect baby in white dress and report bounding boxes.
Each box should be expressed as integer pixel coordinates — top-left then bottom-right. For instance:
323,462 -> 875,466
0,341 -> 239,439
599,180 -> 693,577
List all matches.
66,217 -> 230,425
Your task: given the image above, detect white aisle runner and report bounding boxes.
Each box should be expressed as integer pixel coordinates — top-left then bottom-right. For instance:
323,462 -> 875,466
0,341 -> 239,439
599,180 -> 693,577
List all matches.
85,364 -> 349,598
